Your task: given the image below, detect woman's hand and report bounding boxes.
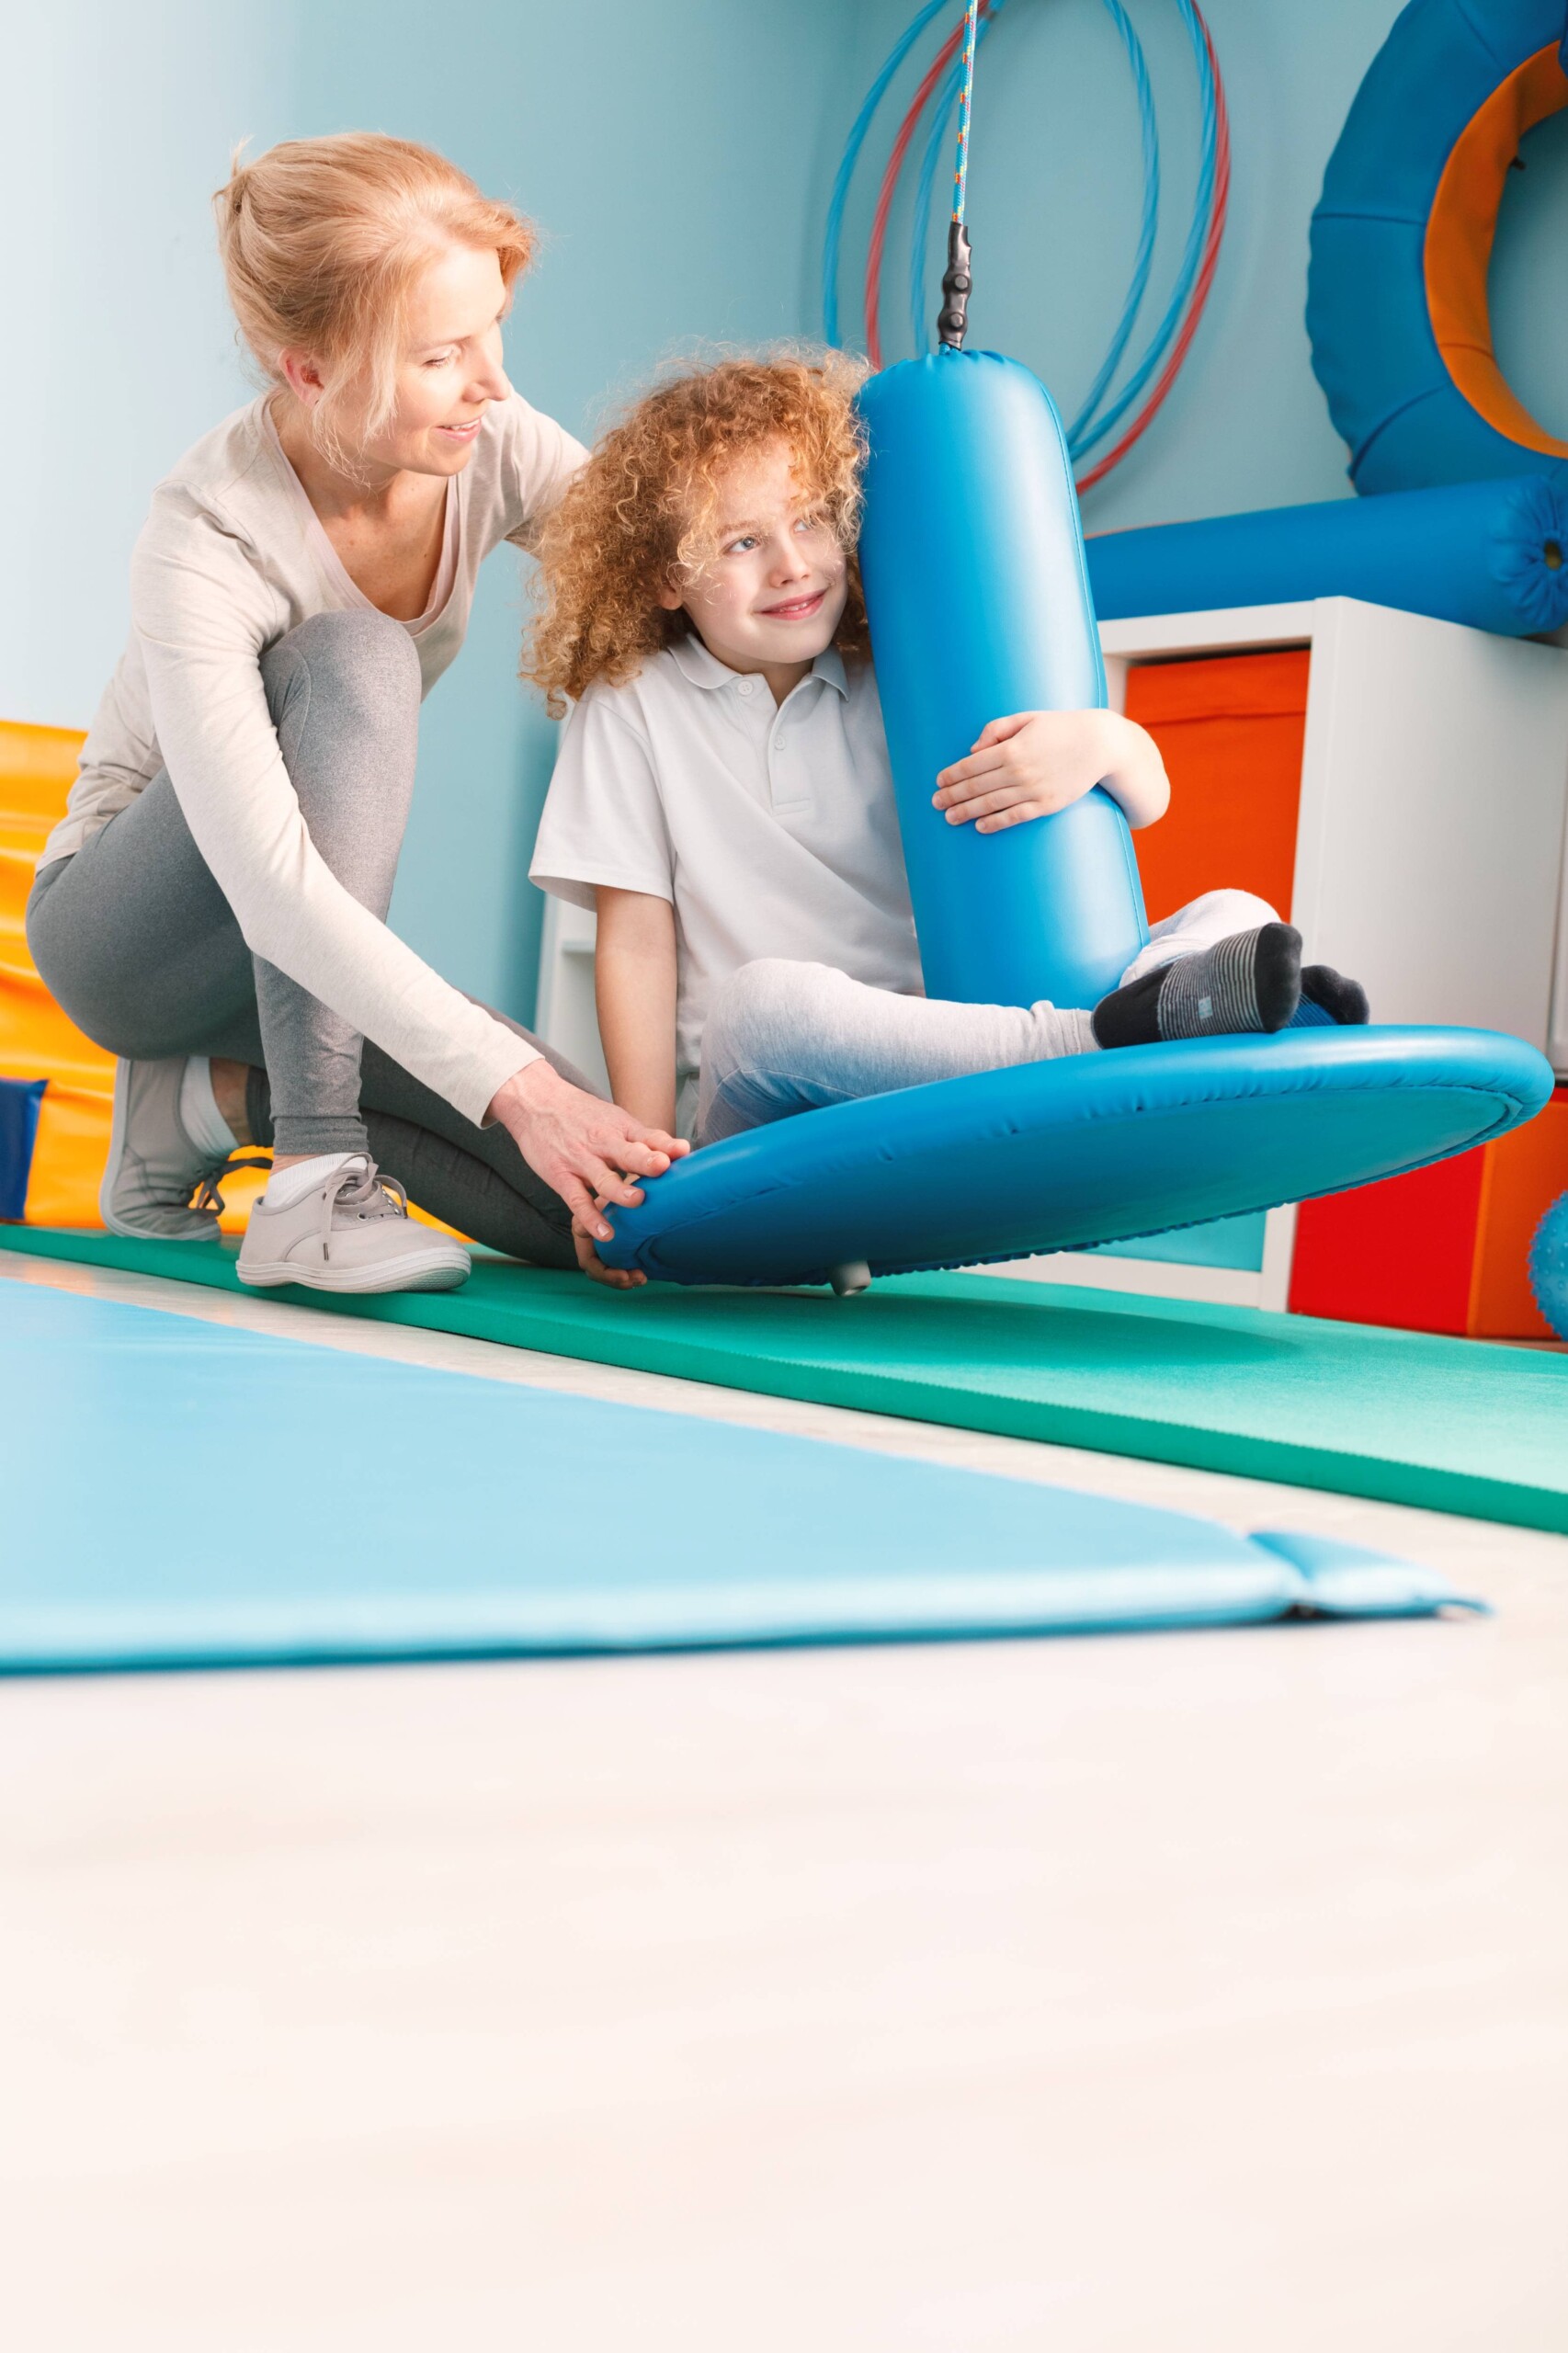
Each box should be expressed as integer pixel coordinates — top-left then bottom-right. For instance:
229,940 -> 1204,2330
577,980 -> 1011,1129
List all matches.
573,1213 -> 647,1290
933,709 -> 1169,833
570,1182 -> 650,1290
486,1056 -> 687,1245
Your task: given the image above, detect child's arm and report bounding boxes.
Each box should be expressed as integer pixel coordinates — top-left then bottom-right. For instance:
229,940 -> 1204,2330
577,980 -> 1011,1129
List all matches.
595,887 -> 680,1135
932,709 -> 1170,835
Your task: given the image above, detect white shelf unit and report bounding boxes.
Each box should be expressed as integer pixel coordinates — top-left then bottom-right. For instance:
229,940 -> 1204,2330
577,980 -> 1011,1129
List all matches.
533,597 -> 1568,1310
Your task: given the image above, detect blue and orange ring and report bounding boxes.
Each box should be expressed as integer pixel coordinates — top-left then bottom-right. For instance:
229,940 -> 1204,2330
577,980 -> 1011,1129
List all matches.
1308,0 -> 1568,497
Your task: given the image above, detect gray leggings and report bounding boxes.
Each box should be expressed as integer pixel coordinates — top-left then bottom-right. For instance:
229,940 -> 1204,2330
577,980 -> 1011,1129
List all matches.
26,609 -> 581,1267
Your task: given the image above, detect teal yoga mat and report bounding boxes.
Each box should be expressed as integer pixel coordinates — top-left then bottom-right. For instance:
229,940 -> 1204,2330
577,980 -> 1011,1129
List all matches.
4,1225 -> 1566,1533
0,1282 -> 1472,1673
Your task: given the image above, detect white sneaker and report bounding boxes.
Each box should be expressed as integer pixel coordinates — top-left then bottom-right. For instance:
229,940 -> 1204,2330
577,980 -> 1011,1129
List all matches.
100,1055 -> 256,1240
236,1154 -> 471,1294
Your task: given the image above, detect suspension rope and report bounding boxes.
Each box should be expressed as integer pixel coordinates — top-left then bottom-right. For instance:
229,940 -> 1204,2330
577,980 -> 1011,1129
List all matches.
907,0 -> 1016,358
863,4 -> 996,368
936,0 -> 983,346
952,0 -> 981,223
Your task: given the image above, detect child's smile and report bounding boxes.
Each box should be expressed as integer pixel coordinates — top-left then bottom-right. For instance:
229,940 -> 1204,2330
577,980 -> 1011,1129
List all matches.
760,586 -> 829,621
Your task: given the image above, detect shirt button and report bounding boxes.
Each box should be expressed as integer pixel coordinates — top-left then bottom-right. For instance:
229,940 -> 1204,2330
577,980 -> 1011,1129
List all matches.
738,680 -> 755,697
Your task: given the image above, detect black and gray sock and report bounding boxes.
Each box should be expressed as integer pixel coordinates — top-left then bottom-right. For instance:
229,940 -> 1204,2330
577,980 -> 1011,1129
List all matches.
1092,922 -> 1303,1049
1301,963 -> 1369,1025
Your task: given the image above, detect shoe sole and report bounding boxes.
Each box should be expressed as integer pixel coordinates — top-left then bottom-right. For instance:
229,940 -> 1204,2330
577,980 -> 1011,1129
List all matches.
98,1059 -> 214,1242
235,1252 -> 472,1295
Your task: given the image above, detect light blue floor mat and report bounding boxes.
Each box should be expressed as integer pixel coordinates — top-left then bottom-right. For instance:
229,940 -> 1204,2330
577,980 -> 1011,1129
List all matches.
0,1284 -> 1478,1672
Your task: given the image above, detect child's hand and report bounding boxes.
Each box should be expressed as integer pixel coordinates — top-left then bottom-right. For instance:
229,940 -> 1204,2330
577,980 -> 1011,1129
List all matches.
933,710 -> 1168,834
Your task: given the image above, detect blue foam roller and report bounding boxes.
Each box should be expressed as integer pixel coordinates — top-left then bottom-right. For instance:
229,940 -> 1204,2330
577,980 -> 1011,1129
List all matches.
1085,475 -> 1568,638
858,351 -> 1148,1010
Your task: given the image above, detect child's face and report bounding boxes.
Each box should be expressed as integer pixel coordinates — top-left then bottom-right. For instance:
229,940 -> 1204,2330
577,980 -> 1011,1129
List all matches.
662,438 -> 848,677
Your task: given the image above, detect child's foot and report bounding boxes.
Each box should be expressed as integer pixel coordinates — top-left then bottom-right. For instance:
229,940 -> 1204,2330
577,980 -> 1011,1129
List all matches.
1092,923 -> 1302,1049
1296,963 -> 1369,1026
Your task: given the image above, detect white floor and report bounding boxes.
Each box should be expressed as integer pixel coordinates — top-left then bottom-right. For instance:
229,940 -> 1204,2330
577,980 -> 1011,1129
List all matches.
3,1250 -> 1565,2351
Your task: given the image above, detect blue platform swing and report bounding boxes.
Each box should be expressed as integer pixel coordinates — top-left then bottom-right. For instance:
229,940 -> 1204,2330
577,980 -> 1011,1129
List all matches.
599,9 -> 1555,1293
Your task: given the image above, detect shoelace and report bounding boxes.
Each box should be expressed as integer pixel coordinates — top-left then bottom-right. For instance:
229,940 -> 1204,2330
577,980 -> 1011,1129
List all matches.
191,1153 -> 273,1216
316,1154 -> 410,1263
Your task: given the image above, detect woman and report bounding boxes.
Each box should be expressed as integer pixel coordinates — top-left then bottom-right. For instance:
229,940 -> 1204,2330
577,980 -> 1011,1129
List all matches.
28,133 -> 684,1295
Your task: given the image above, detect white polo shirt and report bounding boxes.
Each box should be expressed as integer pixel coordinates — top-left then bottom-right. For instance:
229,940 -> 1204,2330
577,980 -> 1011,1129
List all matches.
529,634 -> 923,1113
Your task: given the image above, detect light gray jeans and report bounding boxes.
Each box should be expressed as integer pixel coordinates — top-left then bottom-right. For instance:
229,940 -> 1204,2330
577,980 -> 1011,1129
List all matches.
696,889 -> 1278,1145
27,610 -> 584,1267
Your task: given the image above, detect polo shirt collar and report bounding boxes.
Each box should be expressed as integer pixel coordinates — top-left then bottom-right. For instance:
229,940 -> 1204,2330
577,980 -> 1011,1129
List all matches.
668,632 -> 850,699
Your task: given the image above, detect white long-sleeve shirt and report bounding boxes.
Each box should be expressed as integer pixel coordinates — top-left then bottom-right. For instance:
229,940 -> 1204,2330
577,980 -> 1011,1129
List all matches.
45,392 -> 585,1123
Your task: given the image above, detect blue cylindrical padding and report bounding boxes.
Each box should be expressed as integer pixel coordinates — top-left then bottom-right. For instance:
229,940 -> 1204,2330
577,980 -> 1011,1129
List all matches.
1306,0 -> 1568,494
1085,474 -> 1568,637
857,352 -> 1148,1011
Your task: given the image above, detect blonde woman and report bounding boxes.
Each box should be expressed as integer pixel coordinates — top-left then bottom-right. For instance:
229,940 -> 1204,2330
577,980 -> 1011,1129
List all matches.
27,134 -> 685,1294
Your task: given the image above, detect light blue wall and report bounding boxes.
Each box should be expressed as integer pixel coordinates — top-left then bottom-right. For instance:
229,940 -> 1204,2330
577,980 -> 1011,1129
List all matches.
6,1 -> 1567,1025
0,1 -> 296,730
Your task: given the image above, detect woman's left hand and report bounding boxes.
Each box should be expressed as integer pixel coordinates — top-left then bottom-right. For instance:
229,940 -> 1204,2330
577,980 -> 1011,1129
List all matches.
933,709 -> 1165,832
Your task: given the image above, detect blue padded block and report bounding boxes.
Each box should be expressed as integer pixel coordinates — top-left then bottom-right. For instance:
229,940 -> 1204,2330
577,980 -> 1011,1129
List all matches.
0,1079 -> 45,1222
0,1285 -> 1474,1672
602,1026 -> 1554,1290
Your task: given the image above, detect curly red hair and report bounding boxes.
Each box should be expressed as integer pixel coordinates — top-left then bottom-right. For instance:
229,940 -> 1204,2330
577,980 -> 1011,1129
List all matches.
524,351 -> 870,717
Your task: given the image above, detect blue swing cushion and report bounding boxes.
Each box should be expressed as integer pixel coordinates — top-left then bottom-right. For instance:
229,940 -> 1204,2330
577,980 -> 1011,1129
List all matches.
600,1026 -> 1551,1289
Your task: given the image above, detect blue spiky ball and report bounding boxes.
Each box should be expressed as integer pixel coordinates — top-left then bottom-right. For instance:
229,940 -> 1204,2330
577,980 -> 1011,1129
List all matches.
1528,1191 -> 1568,1341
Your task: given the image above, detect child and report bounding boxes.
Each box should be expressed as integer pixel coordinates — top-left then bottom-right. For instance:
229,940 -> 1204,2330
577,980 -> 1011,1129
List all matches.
526,354 -> 1366,1159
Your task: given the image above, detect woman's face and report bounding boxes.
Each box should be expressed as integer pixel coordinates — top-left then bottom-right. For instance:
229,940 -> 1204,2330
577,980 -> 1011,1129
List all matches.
302,243 -> 514,480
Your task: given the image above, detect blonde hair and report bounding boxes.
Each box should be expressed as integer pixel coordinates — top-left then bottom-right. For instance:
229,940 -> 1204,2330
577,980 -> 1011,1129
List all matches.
214,132 -> 535,471
524,351 -> 871,717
